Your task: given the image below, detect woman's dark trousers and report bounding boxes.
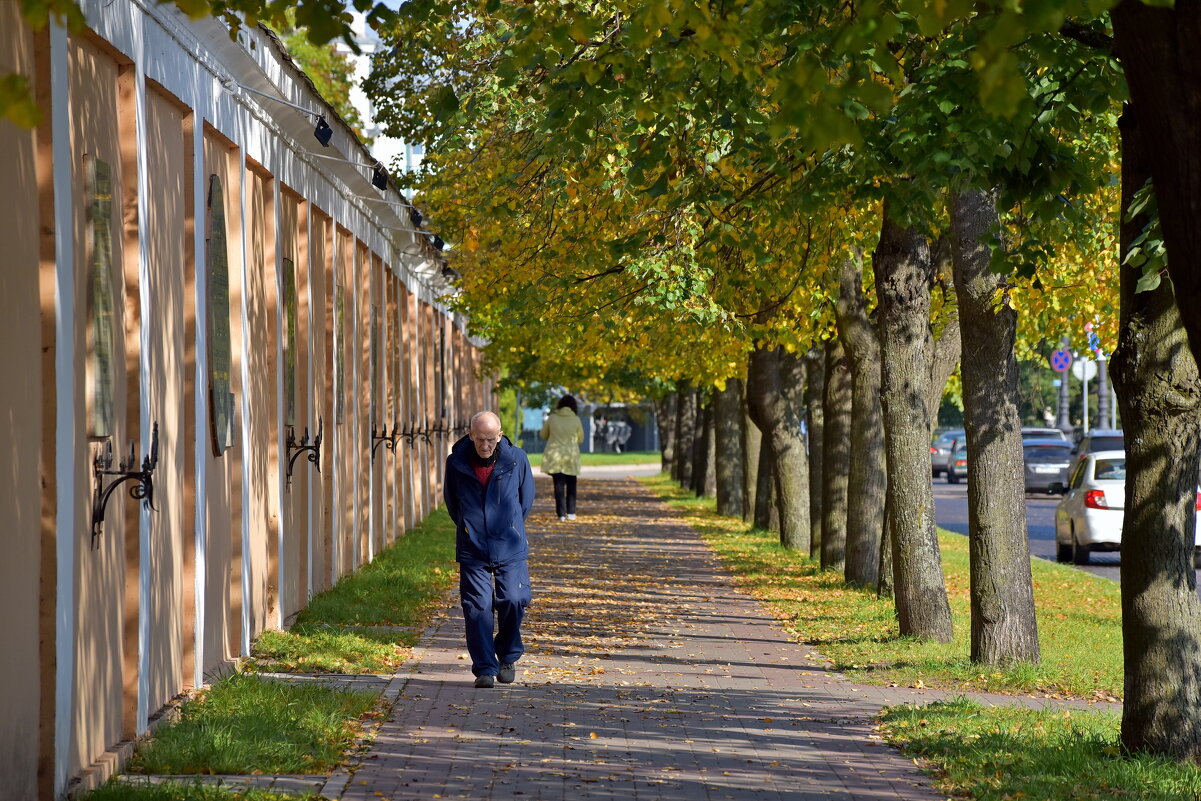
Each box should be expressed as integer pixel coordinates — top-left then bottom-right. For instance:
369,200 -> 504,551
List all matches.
551,472 -> 577,517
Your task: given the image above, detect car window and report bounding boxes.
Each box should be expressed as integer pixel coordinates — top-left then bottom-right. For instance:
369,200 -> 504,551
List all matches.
1024,444 -> 1072,462
1086,436 -> 1124,452
1068,458 -> 1088,489
1021,427 -> 1066,440
1093,458 -> 1127,480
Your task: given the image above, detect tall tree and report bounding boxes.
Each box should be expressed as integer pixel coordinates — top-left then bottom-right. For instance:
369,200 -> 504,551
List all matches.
1110,106 -> 1201,761
820,339 -> 852,572
804,347 -> 826,560
748,345 -> 810,551
873,201 -> 954,643
714,379 -> 746,517
835,257 -> 886,586
950,187 -> 1040,666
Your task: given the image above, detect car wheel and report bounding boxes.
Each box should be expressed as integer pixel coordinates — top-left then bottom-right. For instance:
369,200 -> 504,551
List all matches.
1194,551 -> 1201,571
1056,541 -> 1071,563
1072,530 -> 1090,566
947,470 -> 959,484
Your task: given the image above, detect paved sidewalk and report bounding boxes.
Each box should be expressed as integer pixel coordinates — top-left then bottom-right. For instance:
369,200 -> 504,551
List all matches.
337,477 -> 955,801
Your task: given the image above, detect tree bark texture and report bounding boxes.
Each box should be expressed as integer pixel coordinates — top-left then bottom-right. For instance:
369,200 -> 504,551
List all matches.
754,430 -> 776,532
715,379 -> 746,517
950,187 -> 1041,666
1112,1 -> 1201,367
872,202 -> 954,643
1110,106 -> 1201,761
743,389 -> 761,524
804,347 -> 826,560
836,258 -> 886,587
748,345 -> 810,550
703,403 -> 717,497
821,339 -> 852,572
692,395 -> 713,496
674,384 -> 697,487
655,392 -> 678,477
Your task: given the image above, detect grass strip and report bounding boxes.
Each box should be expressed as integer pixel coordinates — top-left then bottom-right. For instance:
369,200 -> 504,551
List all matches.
84,782 -> 320,801
126,672 -> 377,775
527,450 -> 660,467
639,473 -> 1122,699
878,698 -> 1201,800
246,507 -> 457,674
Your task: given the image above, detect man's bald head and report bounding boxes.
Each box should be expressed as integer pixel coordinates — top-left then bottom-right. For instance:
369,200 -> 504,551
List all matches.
469,411 -> 503,459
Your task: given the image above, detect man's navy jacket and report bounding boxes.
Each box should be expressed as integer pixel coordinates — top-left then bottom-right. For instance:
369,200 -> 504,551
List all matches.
444,435 -> 535,566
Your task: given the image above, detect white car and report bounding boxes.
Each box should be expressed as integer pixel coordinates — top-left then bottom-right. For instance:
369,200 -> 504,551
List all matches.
1054,450 -> 1201,567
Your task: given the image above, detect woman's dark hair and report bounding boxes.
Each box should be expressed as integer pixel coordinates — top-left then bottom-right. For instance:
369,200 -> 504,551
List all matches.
557,395 -> 578,414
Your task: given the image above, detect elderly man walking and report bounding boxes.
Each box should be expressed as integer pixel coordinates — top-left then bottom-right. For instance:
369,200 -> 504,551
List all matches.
443,411 -> 535,688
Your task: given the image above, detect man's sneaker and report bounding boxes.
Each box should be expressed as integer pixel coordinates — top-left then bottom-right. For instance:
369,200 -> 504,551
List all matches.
566,513 -> 576,520
559,515 -> 566,522
497,663 -> 517,684
474,674 -> 495,689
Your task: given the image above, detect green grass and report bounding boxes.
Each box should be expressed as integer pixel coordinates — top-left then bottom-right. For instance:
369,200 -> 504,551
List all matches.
245,508 -> 457,674
527,450 -> 660,467
126,673 -> 377,775
639,473 -> 1123,699
83,781 -> 319,801
879,699 -> 1201,801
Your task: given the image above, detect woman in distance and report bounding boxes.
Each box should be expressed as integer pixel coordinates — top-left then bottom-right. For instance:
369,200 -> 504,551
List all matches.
539,395 -> 585,521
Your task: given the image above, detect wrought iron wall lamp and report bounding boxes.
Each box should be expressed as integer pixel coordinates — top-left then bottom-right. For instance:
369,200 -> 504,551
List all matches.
91,423 -> 159,549
286,420 -> 323,489
371,422 -> 400,462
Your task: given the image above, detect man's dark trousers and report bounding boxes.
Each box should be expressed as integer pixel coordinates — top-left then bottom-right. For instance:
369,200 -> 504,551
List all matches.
460,559 -> 531,677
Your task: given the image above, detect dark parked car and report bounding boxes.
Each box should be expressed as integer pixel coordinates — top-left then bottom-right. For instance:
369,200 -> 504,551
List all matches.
931,429 -> 964,478
1023,439 -> 1075,494
946,443 -> 970,484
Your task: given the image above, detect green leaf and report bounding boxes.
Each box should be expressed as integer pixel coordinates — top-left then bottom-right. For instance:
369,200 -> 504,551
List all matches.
1135,270 -> 1161,294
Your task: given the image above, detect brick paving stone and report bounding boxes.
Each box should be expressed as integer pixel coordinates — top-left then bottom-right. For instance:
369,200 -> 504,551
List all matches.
336,476 -> 1106,801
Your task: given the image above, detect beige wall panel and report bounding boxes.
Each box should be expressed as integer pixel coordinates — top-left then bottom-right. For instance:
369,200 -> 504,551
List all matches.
279,190 -> 308,622
311,212 -> 332,593
68,34 -> 127,779
243,170 -> 277,638
200,132 -> 241,674
0,9 -> 43,800
334,228 -> 353,579
423,302 -> 435,511
355,241 -> 369,565
142,89 -> 188,717
398,283 -> 415,530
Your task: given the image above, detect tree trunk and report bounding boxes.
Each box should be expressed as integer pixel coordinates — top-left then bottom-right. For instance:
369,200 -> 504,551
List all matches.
804,347 -> 825,560
692,394 -> 712,496
836,256 -> 886,587
878,498 -> 894,600
702,402 -> 717,497
747,345 -> 810,550
873,200 -> 954,643
1112,1 -> 1201,367
655,392 -> 678,476
754,430 -> 775,532
743,384 -> 760,524
1110,105 -> 1201,761
821,339 -> 852,572
715,379 -> 746,517
950,186 -> 1040,666
674,384 -> 696,487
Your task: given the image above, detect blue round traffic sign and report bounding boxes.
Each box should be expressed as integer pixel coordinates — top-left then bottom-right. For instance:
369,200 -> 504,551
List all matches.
1050,349 -> 1073,373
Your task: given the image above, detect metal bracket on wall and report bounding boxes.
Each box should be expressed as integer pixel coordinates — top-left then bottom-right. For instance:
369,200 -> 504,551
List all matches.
286,420 -> 322,489
91,422 -> 159,549
371,422 -> 399,462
